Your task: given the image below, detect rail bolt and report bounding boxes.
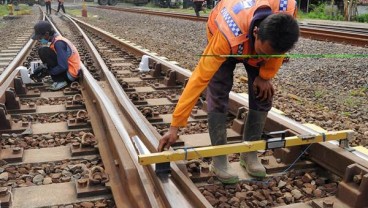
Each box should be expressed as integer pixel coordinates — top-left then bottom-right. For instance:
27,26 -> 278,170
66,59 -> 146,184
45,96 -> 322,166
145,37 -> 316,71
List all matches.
72,94 -> 83,104
77,110 -> 88,119
22,122 -> 29,127
77,178 -> 88,187
13,147 -> 21,154
323,199 -> 334,208
261,158 -> 269,165
81,133 -> 97,147
129,93 -> 139,101
89,166 -> 109,185
353,173 -> 363,184
72,142 -> 81,149
0,187 -> 8,196
70,82 -> 80,90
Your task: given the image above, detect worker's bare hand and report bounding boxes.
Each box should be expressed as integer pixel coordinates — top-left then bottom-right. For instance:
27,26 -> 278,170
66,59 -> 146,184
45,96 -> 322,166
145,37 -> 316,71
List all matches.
253,76 -> 274,101
158,126 -> 179,152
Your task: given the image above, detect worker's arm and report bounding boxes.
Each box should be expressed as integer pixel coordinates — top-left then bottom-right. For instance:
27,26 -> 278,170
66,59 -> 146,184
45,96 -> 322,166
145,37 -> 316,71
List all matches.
157,30 -> 229,151
172,31 -> 229,127
258,57 -> 283,80
49,41 -> 70,75
254,57 -> 284,101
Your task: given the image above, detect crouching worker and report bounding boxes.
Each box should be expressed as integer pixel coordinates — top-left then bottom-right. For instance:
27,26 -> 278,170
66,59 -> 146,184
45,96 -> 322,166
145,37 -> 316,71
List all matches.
31,20 -> 81,91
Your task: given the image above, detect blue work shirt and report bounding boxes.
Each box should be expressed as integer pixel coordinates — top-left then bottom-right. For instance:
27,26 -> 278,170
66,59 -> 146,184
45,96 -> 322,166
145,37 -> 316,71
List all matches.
49,40 -> 72,76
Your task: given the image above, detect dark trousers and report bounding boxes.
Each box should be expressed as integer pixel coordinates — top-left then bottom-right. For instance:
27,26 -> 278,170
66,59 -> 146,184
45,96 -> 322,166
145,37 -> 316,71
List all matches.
57,2 -> 65,13
206,58 -> 273,113
45,2 -> 51,14
193,1 -> 203,17
38,47 -> 69,83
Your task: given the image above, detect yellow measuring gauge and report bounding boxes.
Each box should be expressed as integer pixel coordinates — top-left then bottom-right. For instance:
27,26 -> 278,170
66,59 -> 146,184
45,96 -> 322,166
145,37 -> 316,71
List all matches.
138,130 -> 353,165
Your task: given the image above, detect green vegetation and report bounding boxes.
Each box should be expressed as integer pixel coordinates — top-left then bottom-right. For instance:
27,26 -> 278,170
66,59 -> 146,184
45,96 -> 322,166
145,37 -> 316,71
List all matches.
298,3 -> 368,22
350,87 -> 368,97
314,89 -> 325,98
0,4 -> 31,16
298,3 -> 344,21
66,8 -> 81,17
341,111 -> 351,117
356,13 -> 368,22
343,96 -> 360,107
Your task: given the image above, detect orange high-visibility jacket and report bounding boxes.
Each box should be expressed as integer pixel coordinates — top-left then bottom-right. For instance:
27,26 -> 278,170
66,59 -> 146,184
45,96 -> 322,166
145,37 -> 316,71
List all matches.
171,0 -> 297,127
50,35 -> 81,78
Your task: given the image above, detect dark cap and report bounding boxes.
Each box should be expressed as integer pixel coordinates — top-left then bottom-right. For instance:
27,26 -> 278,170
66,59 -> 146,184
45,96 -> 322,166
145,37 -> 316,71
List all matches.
32,21 -> 53,40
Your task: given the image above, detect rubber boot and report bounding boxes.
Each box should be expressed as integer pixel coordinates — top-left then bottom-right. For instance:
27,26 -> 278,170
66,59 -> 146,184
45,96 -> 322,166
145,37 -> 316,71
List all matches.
240,109 -> 267,178
208,112 -> 239,184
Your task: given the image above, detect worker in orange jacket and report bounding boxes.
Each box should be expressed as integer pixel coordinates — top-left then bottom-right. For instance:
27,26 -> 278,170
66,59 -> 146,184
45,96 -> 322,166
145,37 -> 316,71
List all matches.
158,0 -> 300,184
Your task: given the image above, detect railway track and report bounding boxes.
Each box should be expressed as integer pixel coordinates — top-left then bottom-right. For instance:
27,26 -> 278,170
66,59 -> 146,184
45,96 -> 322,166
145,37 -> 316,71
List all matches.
0,6 -> 367,208
95,5 -> 368,47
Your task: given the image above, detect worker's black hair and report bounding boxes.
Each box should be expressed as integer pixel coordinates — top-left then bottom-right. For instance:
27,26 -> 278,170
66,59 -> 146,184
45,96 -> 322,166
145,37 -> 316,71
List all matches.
258,13 -> 300,53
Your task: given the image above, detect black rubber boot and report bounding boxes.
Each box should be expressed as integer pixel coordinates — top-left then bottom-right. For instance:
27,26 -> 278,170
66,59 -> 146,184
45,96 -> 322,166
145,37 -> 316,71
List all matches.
208,112 -> 239,184
240,109 -> 267,178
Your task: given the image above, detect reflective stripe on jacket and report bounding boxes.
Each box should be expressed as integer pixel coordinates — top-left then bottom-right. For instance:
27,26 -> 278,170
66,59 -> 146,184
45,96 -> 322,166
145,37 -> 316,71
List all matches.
50,35 -> 81,78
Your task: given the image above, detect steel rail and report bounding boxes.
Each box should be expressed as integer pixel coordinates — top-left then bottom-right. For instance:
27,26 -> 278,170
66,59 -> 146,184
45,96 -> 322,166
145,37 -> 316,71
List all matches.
0,9 -> 137,206
300,27 -> 368,47
302,22 -> 368,34
0,10 -> 135,206
94,6 -> 368,47
0,7 -> 51,85
67,15 -> 211,207
0,40 -> 35,87
63,14 -> 163,208
80,64 -> 157,207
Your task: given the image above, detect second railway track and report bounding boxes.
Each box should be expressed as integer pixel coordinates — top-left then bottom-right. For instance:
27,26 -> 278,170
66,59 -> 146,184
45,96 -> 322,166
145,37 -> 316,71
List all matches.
95,5 -> 368,47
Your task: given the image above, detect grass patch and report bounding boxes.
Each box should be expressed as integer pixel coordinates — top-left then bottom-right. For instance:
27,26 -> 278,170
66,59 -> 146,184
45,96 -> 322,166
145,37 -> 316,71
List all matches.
0,4 -> 32,16
67,8 -> 98,18
314,89 -> 326,98
343,96 -> 360,107
298,3 -> 344,21
341,111 -> 351,117
350,87 -> 367,97
66,9 -> 81,17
